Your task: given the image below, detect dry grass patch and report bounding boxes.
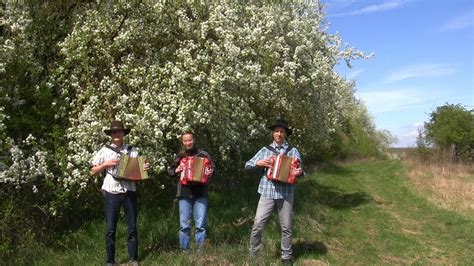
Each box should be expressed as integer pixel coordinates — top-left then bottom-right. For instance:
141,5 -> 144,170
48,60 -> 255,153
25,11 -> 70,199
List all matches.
379,254 -> 416,265
300,259 -> 329,266
403,157 -> 474,216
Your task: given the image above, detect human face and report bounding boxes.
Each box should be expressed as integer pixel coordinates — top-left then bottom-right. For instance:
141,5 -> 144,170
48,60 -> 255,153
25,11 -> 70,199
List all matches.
182,133 -> 195,150
272,126 -> 287,145
111,130 -> 124,146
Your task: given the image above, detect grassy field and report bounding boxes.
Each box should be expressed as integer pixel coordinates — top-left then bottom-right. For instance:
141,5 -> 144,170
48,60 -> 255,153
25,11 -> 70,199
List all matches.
403,156 -> 474,217
11,160 -> 474,265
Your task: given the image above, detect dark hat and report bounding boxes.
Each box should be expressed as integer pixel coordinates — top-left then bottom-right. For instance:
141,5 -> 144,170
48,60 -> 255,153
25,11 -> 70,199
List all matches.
104,120 -> 131,136
268,119 -> 292,136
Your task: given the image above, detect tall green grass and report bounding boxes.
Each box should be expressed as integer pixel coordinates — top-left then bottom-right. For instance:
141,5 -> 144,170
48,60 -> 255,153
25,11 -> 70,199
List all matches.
7,160 -> 474,265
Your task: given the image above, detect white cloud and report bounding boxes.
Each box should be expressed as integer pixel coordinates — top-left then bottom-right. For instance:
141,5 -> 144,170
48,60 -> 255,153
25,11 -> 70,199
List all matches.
385,63 -> 456,83
324,0 -> 357,9
328,0 -> 409,17
393,122 -> 424,147
437,10 -> 474,32
404,122 -> 423,138
346,69 -> 365,80
357,89 -> 426,113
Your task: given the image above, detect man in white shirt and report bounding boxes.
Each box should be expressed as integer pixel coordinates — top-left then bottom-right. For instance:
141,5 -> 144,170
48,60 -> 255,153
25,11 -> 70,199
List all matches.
90,120 -> 150,266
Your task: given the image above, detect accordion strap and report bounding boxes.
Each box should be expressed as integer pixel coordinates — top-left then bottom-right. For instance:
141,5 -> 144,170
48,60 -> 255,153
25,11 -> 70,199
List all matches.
263,145 -> 294,177
265,145 -> 293,156
103,144 -> 134,180
105,144 -> 133,155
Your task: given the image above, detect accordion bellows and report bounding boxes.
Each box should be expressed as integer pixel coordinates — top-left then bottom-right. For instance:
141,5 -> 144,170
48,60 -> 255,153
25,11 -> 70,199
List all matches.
116,154 -> 149,181
266,154 -> 299,184
180,156 -> 212,185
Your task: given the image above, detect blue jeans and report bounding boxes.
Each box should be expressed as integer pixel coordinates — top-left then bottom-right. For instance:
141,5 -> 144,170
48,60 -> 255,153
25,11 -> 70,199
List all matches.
103,191 -> 138,263
178,197 -> 208,250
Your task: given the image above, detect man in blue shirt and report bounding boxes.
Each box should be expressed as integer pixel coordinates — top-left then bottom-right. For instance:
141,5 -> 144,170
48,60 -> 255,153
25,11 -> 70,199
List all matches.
245,119 -> 303,264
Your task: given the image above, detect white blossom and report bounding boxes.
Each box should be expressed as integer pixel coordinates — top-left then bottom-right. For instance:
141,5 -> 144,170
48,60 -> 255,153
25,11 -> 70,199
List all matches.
1,2 -> 374,201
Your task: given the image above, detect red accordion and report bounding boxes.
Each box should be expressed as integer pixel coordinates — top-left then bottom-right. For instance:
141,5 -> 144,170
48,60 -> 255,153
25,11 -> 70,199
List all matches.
266,154 -> 299,184
179,156 -> 212,185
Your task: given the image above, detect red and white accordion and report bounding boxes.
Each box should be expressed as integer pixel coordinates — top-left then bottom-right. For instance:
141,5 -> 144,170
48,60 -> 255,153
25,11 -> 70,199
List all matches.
266,154 -> 299,184
179,156 -> 212,185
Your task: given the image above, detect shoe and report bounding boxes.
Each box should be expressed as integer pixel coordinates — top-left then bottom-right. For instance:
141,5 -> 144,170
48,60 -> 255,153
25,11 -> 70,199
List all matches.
128,260 -> 139,266
249,249 -> 259,258
281,258 -> 293,266
249,243 -> 262,257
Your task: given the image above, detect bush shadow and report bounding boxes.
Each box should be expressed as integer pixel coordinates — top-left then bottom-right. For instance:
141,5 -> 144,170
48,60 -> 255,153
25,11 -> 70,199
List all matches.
271,239 -> 327,260
295,180 -> 372,211
293,239 -> 328,258
138,169 -> 262,258
315,161 -> 356,176
295,162 -> 372,210
205,170 -> 261,245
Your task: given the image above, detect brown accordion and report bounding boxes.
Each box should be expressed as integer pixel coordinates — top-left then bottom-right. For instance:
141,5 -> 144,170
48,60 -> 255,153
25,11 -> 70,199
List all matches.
115,154 -> 149,181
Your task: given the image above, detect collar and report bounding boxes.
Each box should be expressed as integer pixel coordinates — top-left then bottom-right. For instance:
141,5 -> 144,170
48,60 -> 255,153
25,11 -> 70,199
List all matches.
271,141 -> 288,150
111,143 -> 127,150
184,147 -> 199,156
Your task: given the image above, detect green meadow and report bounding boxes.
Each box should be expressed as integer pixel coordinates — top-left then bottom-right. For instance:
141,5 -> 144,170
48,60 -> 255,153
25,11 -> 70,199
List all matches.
11,160 -> 473,265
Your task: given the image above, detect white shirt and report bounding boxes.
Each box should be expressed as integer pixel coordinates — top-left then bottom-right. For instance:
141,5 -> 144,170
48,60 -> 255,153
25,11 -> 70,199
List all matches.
91,143 -> 138,193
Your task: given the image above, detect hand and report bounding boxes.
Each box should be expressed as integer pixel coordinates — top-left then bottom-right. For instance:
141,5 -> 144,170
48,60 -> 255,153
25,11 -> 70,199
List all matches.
256,159 -> 273,168
292,167 -> 303,176
204,167 -> 213,176
175,165 -> 184,173
144,162 -> 151,171
103,159 -> 118,168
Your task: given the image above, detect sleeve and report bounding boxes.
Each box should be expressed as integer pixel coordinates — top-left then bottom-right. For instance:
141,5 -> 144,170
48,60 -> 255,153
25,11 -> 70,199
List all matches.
244,147 -> 266,170
90,147 -> 106,166
167,155 -> 182,177
290,147 -> 302,161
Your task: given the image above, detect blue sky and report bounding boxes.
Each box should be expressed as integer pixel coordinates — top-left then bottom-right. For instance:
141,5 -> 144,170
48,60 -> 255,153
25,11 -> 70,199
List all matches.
322,0 -> 473,147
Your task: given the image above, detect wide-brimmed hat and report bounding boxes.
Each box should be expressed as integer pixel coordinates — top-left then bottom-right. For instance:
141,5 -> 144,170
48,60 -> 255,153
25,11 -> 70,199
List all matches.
104,120 -> 131,136
268,119 -> 292,136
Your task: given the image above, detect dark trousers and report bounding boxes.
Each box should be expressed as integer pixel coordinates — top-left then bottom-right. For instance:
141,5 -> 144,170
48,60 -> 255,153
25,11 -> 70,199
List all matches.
103,190 -> 138,263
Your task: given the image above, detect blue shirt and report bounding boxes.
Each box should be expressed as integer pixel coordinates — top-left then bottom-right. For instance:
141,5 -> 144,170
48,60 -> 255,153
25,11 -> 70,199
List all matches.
245,141 -> 302,199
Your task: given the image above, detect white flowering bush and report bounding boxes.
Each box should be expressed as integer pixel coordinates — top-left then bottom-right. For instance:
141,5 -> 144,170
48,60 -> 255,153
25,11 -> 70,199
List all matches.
0,5 -> 54,186
0,3 -> 95,254
1,2 -> 381,249
53,2 -> 372,190
0,134 -> 52,186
